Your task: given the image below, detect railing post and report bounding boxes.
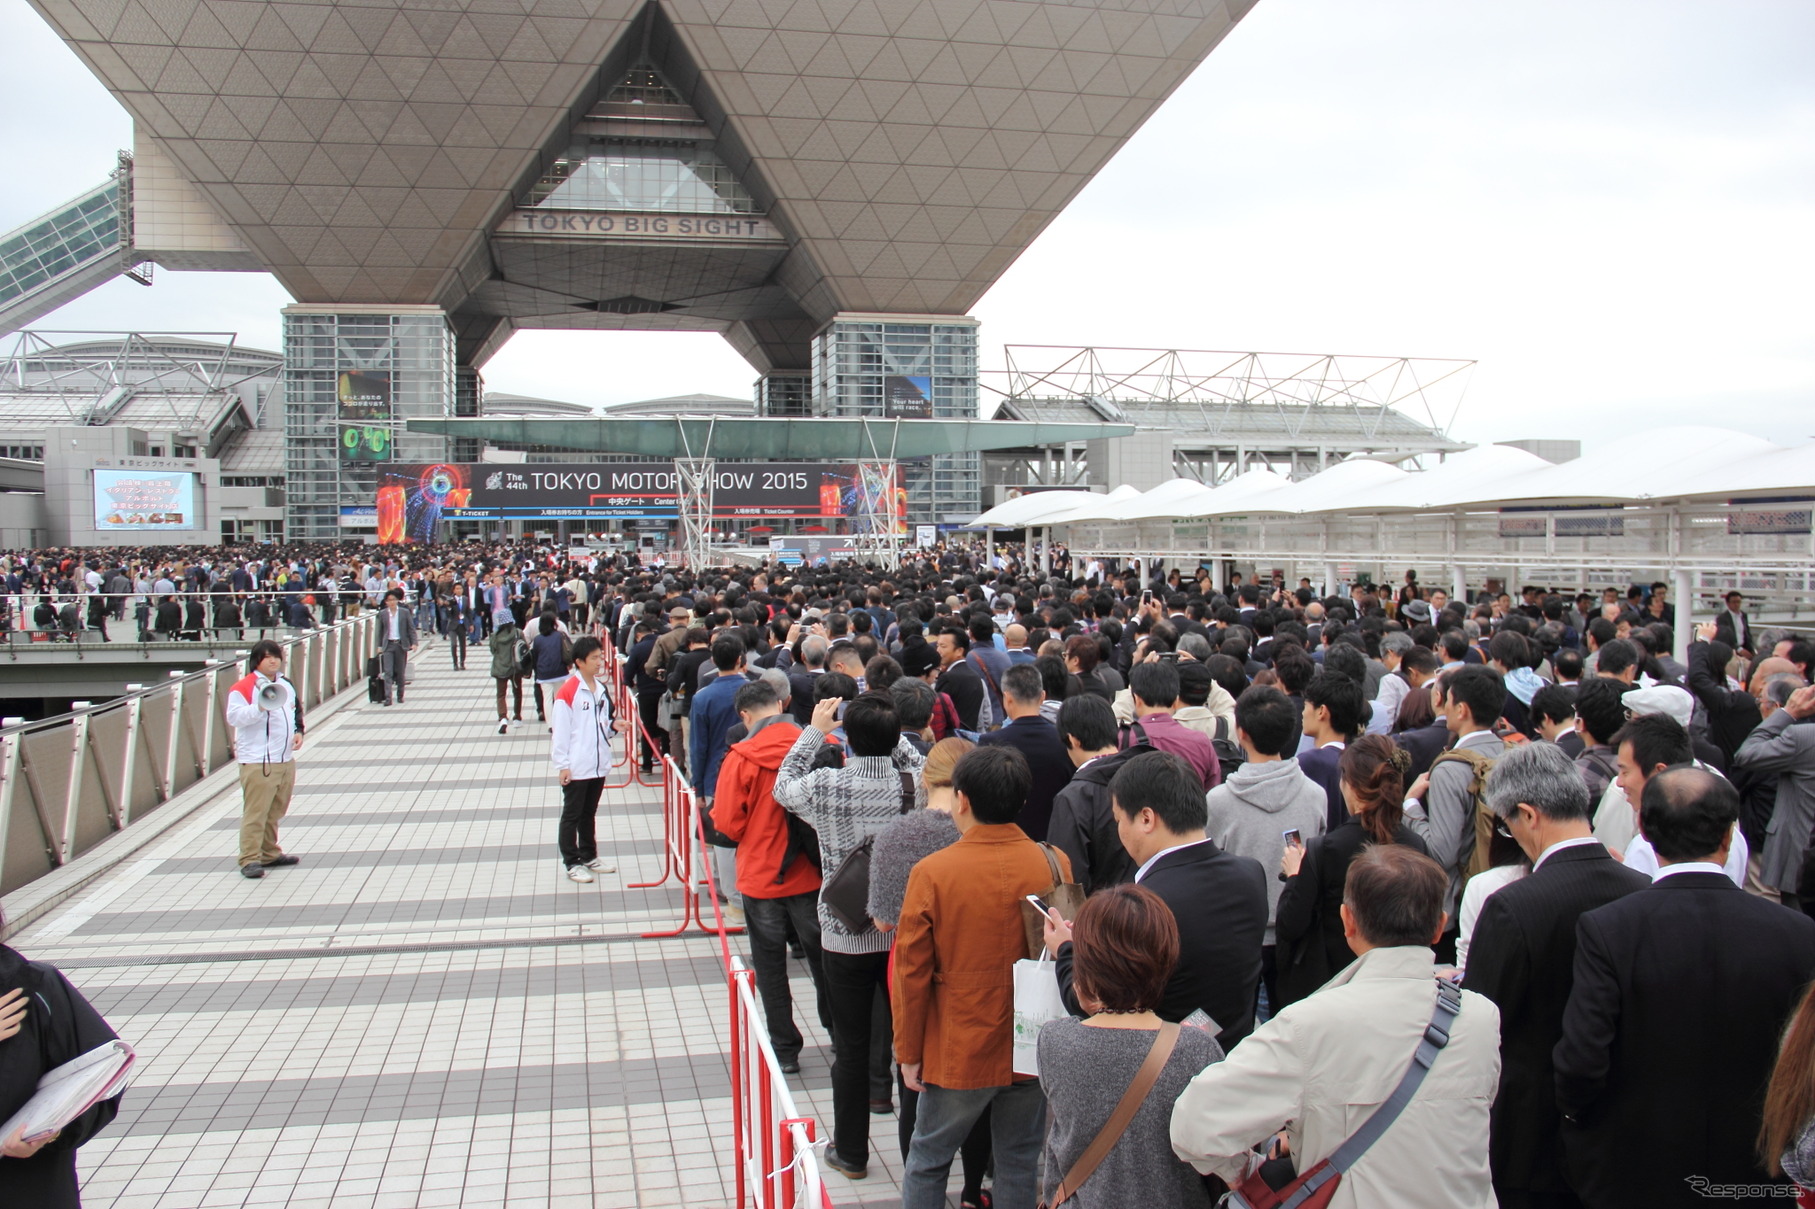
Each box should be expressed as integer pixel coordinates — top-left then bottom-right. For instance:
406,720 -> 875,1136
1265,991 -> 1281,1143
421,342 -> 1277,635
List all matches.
62,706 -> 92,859
119,686 -> 143,826
0,725 -> 19,875
161,675 -> 184,801
199,660 -> 222,776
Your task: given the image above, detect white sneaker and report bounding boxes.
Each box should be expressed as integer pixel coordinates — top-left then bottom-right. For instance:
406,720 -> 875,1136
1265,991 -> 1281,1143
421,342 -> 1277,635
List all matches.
586,858 -> 615,873
723,905 -> 746,927
497,719 -> 508,735
566,865 -> 594,883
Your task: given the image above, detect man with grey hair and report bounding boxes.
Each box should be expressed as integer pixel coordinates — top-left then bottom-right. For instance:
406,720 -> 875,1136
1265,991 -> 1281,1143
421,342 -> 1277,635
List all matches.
787,633 -> 829,725
1365,631 -> 1418,736
1461,741 -> 1648,1209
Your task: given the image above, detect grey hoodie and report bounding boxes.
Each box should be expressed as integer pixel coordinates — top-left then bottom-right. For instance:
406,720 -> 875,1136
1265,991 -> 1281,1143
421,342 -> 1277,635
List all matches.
1205,758 -> 1329,943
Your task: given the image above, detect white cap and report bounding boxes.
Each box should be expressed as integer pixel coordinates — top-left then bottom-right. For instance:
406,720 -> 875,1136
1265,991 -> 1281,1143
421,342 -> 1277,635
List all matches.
1622,684 -> 1694,729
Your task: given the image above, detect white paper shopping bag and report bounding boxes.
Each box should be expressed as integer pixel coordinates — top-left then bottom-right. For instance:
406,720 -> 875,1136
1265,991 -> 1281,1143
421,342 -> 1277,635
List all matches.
1012,953 -> 1068,1077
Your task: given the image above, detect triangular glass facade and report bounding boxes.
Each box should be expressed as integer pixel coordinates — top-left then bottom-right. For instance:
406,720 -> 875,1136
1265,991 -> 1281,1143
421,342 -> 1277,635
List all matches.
523,59 -> 758,215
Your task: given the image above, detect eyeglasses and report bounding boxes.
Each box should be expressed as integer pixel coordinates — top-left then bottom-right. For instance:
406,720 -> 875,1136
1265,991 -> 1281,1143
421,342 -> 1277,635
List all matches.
1494,820 -> 1515,839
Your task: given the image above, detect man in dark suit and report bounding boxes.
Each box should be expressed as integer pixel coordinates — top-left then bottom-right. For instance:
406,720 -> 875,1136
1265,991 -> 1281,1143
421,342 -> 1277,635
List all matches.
1554,766 -> 1815,1207
933,622 -> 986,732
1295,669 -> 1363,831
1463,742 -> 1650,1209
978,663 -> 1072,842
1049,749 -> 1267,1050
1711,589 -> 1754,657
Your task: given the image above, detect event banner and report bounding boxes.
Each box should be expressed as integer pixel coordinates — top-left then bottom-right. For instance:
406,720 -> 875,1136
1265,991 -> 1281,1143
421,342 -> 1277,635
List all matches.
94,468 -> 200,530
376,462 -> 905,538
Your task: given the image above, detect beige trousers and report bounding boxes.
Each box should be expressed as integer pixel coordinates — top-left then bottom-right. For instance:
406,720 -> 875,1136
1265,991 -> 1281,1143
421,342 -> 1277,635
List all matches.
239,761 -> 296,867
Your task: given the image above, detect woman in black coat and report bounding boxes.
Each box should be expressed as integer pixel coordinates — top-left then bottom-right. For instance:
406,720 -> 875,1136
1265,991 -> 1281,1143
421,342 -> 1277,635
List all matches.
0,934 -> 123,1206
1273,735 -> 1430,1009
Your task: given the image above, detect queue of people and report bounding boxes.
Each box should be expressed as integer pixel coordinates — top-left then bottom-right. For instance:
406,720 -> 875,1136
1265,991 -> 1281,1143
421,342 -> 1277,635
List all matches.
11,534 -> 1815,1208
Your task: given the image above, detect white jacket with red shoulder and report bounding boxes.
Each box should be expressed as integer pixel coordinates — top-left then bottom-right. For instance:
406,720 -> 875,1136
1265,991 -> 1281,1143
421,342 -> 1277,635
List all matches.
550,672 -> 614,779
224,672 -> 300,764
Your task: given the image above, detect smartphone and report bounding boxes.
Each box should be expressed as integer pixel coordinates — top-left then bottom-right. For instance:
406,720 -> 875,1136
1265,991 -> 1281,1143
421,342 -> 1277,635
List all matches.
1282,828 -> 1303,848
1025,894 -> 1053,916
1141,589 -> 1153,607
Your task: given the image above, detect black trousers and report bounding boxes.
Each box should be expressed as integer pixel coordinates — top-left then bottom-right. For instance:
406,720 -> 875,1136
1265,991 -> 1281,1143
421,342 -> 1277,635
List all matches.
448,626 -> 466,668
558,776 -> 604,868
822,948 -> 892,1168
636,685 -> 668,765
744,892 -> 831,1065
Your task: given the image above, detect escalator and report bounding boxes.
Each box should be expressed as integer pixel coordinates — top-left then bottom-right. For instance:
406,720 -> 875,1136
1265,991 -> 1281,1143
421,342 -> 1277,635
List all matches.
0,161 -> 147,336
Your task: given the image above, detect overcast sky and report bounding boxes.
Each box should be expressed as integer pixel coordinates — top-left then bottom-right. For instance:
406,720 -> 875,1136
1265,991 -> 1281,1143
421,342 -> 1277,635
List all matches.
3,0 -> 1811,449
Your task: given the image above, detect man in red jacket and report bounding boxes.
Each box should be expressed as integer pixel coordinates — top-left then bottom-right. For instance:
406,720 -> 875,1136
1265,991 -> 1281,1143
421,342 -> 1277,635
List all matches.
711,677 -> 831,1074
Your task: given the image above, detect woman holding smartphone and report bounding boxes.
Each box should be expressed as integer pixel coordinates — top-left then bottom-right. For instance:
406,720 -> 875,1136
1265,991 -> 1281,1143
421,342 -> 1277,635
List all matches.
1273,735 -> 1431,1008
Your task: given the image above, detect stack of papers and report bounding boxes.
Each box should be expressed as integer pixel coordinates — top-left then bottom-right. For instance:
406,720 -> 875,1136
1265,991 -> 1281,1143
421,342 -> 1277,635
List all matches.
0,1040 -> 135,1144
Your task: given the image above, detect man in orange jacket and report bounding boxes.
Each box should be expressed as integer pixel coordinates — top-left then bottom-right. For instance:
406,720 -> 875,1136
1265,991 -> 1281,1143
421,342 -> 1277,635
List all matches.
711,677 -> 831,1073
892,744 -> 1070,1209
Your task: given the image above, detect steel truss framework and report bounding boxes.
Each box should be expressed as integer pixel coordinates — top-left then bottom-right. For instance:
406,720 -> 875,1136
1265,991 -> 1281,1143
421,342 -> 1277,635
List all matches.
843,459 -> 903,570
0,329 -> 273,429
674,457 -> 714,572
982,346 -> 1474,489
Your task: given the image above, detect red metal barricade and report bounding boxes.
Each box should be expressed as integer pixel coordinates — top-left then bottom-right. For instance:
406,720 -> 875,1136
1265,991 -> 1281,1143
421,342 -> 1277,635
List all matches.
605,632 -> 832,1206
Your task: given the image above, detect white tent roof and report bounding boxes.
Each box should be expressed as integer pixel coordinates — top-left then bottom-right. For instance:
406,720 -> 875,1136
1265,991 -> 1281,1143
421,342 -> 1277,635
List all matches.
1671,440 -> 1815,501
971,485 -> 1140,528
1078,477 -> 1222,522
1173,467 -> 1295,518
1244,458 -> 1409,514
1356,443 -> 1555,511
1480,426 -> 1783,505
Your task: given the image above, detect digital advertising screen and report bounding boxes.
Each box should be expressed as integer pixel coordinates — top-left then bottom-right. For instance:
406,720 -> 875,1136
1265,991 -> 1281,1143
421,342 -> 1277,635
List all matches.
337,370 -> 392,420
93,469 -> 200,530
376,463 -> 472,543
339,422 -> 394,462
883,375 -> 932,418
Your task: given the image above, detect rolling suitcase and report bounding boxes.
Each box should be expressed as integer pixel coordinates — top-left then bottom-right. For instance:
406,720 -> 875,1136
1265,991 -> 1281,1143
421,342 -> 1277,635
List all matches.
366,653 -> 384,703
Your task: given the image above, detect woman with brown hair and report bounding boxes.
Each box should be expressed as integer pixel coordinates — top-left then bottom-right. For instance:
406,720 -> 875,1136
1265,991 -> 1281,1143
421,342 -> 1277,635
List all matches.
1273,734 -> 1432,1008
1037,884 -> 1224,1207
1760,982 -> 1815,1198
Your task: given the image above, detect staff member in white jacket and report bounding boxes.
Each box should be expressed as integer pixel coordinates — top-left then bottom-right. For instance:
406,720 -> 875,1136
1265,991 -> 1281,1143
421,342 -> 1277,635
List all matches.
1170,844 -> 1501,1208
552,635 -> 627,883
224,639 -> 304,879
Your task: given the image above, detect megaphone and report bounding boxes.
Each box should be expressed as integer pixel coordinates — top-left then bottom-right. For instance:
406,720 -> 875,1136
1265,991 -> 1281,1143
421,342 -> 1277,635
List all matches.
256,681 -> 287,711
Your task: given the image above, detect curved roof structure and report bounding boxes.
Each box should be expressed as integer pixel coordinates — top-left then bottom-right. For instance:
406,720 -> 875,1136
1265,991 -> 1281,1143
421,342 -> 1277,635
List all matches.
35,0 -> 1258,369
1013,428 -> 1815,528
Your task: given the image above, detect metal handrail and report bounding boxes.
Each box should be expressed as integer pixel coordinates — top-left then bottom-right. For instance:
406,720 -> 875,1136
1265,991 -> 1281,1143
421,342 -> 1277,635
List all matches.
0,610 -> 376,897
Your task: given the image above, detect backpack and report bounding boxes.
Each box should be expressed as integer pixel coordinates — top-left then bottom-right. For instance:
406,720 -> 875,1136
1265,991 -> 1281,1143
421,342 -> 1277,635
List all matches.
1430,747 -> 1498,879
1210,715 -> 1245,780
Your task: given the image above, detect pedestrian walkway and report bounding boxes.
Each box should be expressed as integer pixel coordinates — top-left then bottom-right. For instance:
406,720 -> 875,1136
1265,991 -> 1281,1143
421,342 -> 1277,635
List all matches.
3,648 -> 927,1207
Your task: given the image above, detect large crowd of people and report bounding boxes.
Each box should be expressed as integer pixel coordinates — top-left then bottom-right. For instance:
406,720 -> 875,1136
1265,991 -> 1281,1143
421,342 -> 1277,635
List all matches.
7,537 -> 1815,1208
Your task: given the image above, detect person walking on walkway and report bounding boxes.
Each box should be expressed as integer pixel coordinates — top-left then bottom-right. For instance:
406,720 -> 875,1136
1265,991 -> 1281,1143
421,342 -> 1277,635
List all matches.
377,588 -> 417,706
551,636 -> 623,883
224,639 -> 303,879
488,608 -> 525,734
